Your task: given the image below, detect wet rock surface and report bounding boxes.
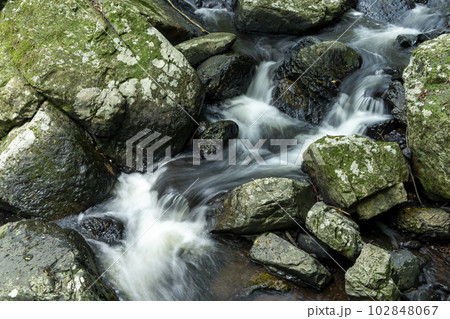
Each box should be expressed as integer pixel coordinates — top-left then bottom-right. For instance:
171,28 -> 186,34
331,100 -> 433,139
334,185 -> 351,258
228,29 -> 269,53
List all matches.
391,249 -> 422,291
197,120 -> 239,158
394,207 -> 450,239
356,0 -> 415,23
80,216 -> 125,246
385,80 -> 407,126
243,272 -> 291,296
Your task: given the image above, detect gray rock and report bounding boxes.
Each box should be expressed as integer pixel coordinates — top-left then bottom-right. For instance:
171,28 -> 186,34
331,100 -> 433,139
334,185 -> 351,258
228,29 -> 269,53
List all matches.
0,103 -> 115,221
0,220 -> 118,300
235,0 -> 354,34
306,202 -> 363,260
394,207 -> 450,239
401,289 -> 434,301
249,233 -> 332,290
175,32 -> 237,66
357,0 -> 415,23
303,135 -> 409,210
274,41 -> 361,125
214,177 -> 316,234
197,52 -> 256,101
391,249 -> 421,291
396,34 -> 418,48
197,120 -> 239,158
385,81 -> 407,126
356,183 -> 408,220
80,216 -> 124,246
345,244 -> 400,301
296,233 -> 337,264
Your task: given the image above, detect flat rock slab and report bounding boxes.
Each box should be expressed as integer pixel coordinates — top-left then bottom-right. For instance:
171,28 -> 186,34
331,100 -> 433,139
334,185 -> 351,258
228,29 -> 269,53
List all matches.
249,233 -> 332,290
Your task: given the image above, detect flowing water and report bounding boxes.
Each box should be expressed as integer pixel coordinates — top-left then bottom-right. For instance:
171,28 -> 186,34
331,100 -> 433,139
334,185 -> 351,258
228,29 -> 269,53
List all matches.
59,1 -> 449,300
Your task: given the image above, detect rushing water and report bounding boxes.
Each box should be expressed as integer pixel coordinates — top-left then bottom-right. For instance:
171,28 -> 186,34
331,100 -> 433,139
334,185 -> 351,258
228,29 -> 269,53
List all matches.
60,1 -> 449,300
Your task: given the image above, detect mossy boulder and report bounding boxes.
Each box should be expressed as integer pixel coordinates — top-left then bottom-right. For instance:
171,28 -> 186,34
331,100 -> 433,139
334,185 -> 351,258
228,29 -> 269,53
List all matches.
235,0 -> 355,35
214,177 -> 316,235
0,103 -> 115,221
404,34 -> 450,200
175,32 -> 237,66
303,135 -> 409,214
274,41 -> 361,124
0,0 -> 204,167
394,207 -> 450,239
345,244 -> 400,301
249,233 -> 332,290
305,202 -> 363,260
0,220 -> 118,300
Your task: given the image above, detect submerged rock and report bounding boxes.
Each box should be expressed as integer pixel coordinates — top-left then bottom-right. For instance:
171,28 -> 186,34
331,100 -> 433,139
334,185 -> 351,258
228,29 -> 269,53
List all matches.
305,202 -> 363,260
244,272 -> 291,296
0,103 -> 115,221
197,52 -> 256,101
396,34 -> 418,48
345,244 -> 400,301
391,249 -> 422,291
274,41 -> 361,125
214,177 -> 316,235
249,233 -> 332,290
394,207 -> 450,239
175,32 -> 237,66
303,135 -> 409,214
235,0 -> 355,34
0,220 -> 118,300
404,34 -> 450,200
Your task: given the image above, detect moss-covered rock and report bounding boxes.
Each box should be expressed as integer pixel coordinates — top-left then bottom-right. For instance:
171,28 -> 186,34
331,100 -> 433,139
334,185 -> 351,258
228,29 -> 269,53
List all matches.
0,0 -> 204,167
214,177 -> 316,235
235,0 -> 355,34
249,233 -> 332,290
305,202 -> 363,260
175,32 -> 237,66
345,244 -> 400,301
244,272 -> 291,296
0,220 -> 118,300
303,135 -> 409,211
404,34 -> 450,200
274,41 -> 361,124
0,103 -> 115,221
394,207 -> 450,239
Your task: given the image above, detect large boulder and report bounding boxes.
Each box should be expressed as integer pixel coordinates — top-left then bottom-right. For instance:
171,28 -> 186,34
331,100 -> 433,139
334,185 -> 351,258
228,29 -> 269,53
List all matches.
197,52 -> 256,101
0,220 -> 118,300
0,103 -> 115,221
175,32 -> 237,66
274,41 -> 361,124
394,207 -> 450,239
249,233 -> 332,290
305,202 -> 363,260
403,34 -> 450,200
0,0 -> 204,167
356,0 -> 415,23
235,0 -> 355,35
303,135 -> 409,216
345,244 -> 400,301
214,178 -> 316,234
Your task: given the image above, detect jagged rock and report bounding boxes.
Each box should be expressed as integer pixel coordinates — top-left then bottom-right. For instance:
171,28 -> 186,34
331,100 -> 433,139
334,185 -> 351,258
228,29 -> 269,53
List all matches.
0,220 -> 118,300
404,34 -> 450,200
356,0 -> 415,23
385,80 -> 407,126
175,32 -> 237,66
197,52 -> 256,101
274,41 -> 361,125
345,244 -> 400,301
394,207 -> 450,239
80,216 -> 124,246
214,177 -> 316,234
391,249 -> 422,291
244,272 -> 291,296
303,135 -> 409,212
235,0 -> 355,34
401,289 -> 435,301
305,202 -> 363,260
197,120 -> 239,158
249,233 -> 332,290
0,0 -> 204,167
0,103 -> 115,221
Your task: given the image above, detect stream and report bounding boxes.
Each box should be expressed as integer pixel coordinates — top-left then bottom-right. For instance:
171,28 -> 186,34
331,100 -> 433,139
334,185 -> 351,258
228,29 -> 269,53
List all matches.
60,0 -> 449,300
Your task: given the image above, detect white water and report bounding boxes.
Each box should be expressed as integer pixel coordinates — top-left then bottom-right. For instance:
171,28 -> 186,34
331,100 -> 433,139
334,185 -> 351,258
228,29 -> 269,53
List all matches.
72,3 -> 447,300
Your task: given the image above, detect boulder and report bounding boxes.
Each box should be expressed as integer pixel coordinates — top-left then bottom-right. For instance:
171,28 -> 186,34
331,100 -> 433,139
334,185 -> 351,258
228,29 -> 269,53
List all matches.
0,220 -> 118,300
197,120 -> 239,158
404,34 -> 450,200
80,216 -> 125,246
385,80 -> 407,126
244,272 -> 291,296
274,41 -> 361,124
175,32 -> 237,66
197,52 -> 256,101
345,244 -> 400,301
249,233 -> 332,290
214,177 -> 316,235
356,0 -> 415,23
305,202 -> 363,260
0,0 -> 204,167
0,103 -> 115,221
235,0 -> 355,34
303,135 -> 409,212
394,207 -> 450,239
391,249 -> 421,291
